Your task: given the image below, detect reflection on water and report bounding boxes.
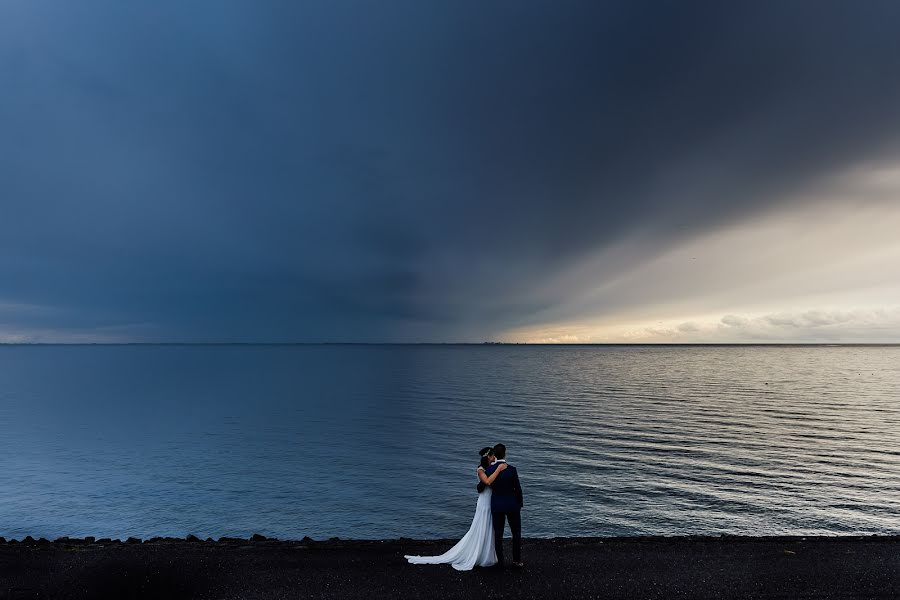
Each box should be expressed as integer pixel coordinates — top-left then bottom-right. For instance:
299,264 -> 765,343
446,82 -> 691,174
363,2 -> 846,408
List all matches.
1,344 -> 899,540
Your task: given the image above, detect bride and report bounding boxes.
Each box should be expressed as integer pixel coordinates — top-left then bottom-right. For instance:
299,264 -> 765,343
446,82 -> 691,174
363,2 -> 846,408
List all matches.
405,447 -> 508,571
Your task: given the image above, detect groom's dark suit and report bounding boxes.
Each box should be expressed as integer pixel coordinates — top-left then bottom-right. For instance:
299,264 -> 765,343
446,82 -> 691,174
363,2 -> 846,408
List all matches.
486,460 -> 523,565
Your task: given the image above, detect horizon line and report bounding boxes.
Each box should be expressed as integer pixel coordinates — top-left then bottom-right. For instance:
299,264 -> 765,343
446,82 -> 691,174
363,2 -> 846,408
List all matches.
1,342 -> 899,347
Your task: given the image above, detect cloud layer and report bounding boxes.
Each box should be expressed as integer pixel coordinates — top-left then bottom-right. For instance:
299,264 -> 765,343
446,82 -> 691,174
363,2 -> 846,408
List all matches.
2,1 -> 900,341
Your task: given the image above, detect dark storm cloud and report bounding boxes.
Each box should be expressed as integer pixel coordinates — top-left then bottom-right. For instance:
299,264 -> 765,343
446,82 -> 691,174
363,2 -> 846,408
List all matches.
3,0 -> 900,341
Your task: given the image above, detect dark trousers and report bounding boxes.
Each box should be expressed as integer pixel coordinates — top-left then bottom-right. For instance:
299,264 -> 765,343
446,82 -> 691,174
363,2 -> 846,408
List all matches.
492,510 -> 521,564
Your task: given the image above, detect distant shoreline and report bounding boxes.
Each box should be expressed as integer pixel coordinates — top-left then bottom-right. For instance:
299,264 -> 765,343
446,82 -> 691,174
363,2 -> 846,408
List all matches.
1,342 -> 899,347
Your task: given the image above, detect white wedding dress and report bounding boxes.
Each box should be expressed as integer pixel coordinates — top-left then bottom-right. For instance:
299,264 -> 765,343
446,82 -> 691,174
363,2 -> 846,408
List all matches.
405,470 -> 497,571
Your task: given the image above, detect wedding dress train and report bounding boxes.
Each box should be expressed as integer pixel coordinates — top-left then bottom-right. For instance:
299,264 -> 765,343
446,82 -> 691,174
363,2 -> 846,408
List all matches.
405,486 -> 497,571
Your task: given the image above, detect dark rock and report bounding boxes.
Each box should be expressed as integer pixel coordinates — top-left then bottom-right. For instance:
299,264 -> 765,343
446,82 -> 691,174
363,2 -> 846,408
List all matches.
84,536 -> 95,543
96,538 -> 112,544
250,534 -> 268,542
186,534 -> 201,543
301,536 -> 313,543
23,536 -> 35,544
0,537 -> 5,543
205,537 -> 215,543
37,538 -> 50,544
67,538 -> 89,545
125,537 -> 142,544
217,537 -> 242,543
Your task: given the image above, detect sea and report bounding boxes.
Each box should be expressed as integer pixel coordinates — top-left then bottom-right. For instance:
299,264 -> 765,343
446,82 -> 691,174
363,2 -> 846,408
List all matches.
1,344 -> 899,541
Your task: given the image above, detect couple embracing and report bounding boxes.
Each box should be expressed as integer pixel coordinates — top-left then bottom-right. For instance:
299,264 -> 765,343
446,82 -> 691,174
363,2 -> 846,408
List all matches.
406,443 -> 524,571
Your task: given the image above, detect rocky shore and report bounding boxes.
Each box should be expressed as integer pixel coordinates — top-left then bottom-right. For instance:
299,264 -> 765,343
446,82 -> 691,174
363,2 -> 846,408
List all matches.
2,535 -> 900,599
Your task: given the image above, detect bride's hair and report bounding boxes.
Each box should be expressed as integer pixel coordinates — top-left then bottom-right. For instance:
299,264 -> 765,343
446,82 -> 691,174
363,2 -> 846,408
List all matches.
479,447 -> 493,470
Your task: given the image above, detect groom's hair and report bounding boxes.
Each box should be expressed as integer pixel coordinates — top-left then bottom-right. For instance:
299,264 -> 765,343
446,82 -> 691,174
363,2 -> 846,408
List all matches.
492,443 -> 506,459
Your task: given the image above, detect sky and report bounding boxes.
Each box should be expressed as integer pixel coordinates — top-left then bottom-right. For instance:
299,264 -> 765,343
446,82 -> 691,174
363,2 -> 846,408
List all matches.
2,0 -> 900,343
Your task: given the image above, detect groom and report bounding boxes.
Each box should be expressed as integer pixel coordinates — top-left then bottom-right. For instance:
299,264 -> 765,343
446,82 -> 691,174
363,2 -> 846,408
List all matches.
485,443 -> 523,567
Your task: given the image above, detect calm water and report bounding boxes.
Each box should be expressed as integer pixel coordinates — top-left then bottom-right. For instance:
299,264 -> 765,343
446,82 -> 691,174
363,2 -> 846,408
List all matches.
1,344 -> 899,540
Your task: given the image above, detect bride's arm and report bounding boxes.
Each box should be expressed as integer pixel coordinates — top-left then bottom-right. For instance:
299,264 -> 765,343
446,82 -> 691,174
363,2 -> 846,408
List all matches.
477,469 -> 490,485
476,463 -> 508,486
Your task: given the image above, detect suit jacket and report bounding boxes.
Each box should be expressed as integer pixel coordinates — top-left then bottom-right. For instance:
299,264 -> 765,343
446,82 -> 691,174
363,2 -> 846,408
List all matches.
485,460 -> 523,513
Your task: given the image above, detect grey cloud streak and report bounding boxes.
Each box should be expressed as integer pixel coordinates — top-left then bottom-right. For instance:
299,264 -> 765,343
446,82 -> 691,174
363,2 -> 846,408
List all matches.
3,1 -> 900,341
709,308 -> 900,342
